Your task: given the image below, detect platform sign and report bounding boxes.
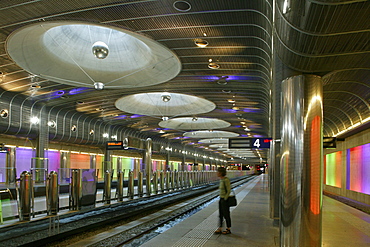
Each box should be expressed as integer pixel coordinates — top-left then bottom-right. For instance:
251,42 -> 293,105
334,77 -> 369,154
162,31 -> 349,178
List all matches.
106,141 -> 124,150
229,138 -> 272,149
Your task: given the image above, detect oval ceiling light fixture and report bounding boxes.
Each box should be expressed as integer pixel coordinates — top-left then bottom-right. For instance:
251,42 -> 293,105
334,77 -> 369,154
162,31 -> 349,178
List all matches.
173,1 -> 191,12
183,130 -> 239,138
6,21 -> 181,89
115,92 -> 216,117
159,117 -> 230,130
198,138 -> 229,144
195,39 -> 208,48
208,62 -> 220,69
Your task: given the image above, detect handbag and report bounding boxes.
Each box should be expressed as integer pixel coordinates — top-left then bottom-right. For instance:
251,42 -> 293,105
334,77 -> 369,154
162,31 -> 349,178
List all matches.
223,179 -> 237,207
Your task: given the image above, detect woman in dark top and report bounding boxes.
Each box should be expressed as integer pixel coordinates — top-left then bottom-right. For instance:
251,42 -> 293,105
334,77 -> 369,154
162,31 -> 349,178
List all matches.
215,167 -> 231,234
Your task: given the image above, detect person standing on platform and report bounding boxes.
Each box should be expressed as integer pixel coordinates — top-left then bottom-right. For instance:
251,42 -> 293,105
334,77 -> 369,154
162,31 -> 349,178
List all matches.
215,167 -> 232,234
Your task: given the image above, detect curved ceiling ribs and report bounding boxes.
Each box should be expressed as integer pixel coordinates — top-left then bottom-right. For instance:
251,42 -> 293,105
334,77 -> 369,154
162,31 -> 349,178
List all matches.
275,0 -> 370,137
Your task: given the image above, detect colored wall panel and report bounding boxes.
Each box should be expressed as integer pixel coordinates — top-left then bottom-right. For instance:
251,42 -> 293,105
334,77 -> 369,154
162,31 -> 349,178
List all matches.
46,150 -> 60,172
325,151 -> 342,188
70,153 -> 90,169
16,148 -> 34,177
347,143 -> 370,194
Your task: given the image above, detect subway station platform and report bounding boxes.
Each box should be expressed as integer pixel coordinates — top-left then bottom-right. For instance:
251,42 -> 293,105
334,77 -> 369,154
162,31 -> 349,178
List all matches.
142,175 -> 370,247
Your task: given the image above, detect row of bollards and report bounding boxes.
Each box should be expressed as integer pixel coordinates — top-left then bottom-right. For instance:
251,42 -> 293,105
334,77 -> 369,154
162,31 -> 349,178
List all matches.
17,169 -> 222,222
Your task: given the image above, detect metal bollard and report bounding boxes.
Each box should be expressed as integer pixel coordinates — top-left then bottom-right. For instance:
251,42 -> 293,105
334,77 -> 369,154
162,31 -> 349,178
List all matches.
138,171 -> 143,197
166,171 -> 170,191
171,171 -> 176,190
146,172 -> 151,196
70,169 -> 82,211
104,170 -> 111,204
46,171 -> 59,215
19,171 -> 33,221
128,171 -> 134,199
160,171 -> 164,193
117,170 -> 124,202
152,171 -> 158,195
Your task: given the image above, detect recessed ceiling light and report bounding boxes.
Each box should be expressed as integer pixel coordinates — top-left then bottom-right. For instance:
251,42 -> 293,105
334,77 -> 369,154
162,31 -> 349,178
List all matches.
173,1 -> 191,12
0,109 -> 9,118
232,106 -> 239,110
228,99 -> 235,103
195,39 -> 208,48
208,62 -> 220,69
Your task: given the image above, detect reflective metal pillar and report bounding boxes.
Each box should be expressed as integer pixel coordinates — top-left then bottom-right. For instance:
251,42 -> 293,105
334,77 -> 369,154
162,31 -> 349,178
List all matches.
138,171 -> 143,197
280,75 -> 323,247
70,169 -> 82,210
143,138 -> 152,196
117,170 -> 124,201
104,170 -> 111,204
46,171 -> 59,215
128,170 -> 134,199
6,147 -> 16,184
152,171 -> 158,194
19,171 -> 33,221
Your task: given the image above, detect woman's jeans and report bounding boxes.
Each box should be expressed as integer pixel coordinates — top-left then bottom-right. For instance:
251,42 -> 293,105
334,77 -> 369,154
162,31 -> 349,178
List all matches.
219,198 -> 231,228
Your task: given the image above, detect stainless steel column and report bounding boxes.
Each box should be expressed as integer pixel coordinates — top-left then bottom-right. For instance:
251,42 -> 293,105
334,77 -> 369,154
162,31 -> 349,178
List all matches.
143,138 -> 152,196
117,170 -> 124,201
6,147 -> 16,184
166,171 -> 170,191
19,171 -> 32,221
128,170 -> 134,199
138,171 -> 143,197
70,169 -> 82,210
160,171 -> 165,193
104,170 -> 111,204
152,171 -> 158,195
46,171 -> 59,215
280,75 -> 323,247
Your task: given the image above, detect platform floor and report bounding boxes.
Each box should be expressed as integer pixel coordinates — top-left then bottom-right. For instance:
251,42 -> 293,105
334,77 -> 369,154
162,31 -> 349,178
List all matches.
142,175 -> 370,247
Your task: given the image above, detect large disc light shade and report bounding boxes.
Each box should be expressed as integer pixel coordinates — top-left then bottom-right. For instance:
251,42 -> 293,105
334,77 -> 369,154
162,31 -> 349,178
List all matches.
6,21 -> 181,88
159,117 -> 230,130
115,92 -> 216,116
183,130 -> 239,138
198,138 -> 229,144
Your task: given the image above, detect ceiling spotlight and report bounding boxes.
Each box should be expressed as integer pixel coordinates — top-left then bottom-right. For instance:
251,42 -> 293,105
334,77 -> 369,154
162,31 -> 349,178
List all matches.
195,39 -> 208,48
92,41 -> 109,59
228,99 -> 235,103
162,116 -> 169,121
208,62 -> 220,69
103,133 -> 109,138
71,125 -> 77,131
94,82 -> 104,90
161,92 -> 171,102
159,129 -> 165,133
0,109 -> 9,118
192,117 -> 198,121
30,116 -> 39,124
111,135 -> 117,140
232,106 -> 239,110
89,129 -> 94,135
47,120 -> 56,128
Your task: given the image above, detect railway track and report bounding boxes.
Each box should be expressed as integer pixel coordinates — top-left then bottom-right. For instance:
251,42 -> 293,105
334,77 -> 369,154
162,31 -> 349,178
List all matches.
0,175 -> 254,247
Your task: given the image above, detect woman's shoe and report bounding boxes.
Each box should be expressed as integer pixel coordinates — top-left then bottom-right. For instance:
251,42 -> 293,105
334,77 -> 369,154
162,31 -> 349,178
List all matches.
222,229 -> 231,234
214,229 -> 222,234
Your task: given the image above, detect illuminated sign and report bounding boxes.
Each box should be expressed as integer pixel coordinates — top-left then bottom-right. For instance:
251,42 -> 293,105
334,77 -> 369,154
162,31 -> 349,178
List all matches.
106,141 -> 124,150
228,138 -> 272,149
0,147 -> 9,153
